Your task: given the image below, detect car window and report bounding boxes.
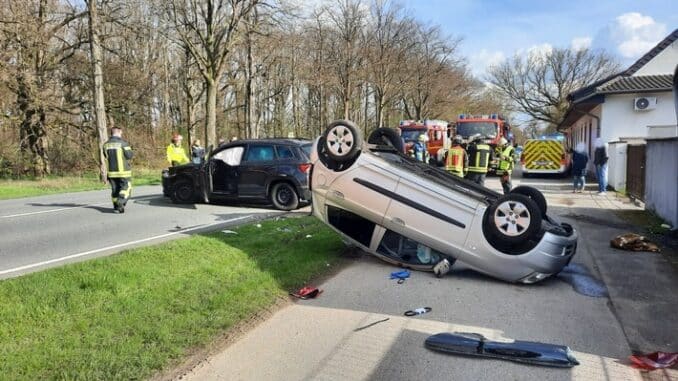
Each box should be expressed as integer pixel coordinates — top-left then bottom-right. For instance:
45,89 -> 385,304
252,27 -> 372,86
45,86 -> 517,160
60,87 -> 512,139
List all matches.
276,145 -> 296,159
212,146 -> 244,166
245,145 -> 275,162
300,143 -> 312,158
327,205 -> 375,247
377,230 -> 443,265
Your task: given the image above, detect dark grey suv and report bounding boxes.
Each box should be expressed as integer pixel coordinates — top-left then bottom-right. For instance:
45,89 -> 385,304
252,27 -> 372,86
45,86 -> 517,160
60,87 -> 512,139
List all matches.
163,139 -> 312,210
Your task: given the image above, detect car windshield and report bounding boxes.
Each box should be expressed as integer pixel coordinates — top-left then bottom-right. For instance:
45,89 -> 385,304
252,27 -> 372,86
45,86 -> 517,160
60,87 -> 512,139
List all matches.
456,122 -> 498,139
401,129 -> 426,142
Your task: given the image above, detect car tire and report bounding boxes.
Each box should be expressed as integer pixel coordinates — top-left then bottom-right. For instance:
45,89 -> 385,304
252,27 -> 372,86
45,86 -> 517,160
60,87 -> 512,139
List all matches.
484,193 -> 541,245
171,178 -> 196,204
367,127 -> 404,153
270,182 -> 299,211
322,120 -> 362,163
510,186 -> 547,218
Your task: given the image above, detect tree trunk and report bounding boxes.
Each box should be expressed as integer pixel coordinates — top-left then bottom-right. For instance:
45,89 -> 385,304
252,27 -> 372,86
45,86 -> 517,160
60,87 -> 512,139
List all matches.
87,0 -> 108,181
205,78 -> 217,147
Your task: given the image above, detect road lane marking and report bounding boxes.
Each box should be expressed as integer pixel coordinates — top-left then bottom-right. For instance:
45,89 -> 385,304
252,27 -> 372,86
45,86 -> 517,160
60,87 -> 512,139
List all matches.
0,215 -> 253,276
0,202 -> 111,219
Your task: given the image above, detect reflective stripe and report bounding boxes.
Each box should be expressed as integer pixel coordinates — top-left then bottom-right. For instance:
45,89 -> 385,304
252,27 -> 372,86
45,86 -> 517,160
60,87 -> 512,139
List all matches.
468,144 -> 490,173
523,140 -> 564,171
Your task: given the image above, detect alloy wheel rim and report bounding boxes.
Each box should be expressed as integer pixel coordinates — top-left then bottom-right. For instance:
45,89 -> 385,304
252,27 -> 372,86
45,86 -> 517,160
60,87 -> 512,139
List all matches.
493,201 -> 530,237
326,125 -> 354,157
277,187 -> 292,205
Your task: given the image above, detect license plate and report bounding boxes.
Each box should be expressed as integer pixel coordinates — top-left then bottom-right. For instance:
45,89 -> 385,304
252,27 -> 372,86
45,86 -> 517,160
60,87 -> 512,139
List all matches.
535,160 -> 552,166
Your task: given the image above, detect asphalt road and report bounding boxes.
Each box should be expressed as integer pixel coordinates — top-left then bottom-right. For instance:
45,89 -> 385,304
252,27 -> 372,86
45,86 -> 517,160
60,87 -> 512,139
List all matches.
0,185 -> 286,279
183,172 -> 672,381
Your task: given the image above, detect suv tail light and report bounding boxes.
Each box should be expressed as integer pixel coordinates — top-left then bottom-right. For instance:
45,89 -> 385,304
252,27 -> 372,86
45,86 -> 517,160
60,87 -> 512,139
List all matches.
298,163 -> 312,174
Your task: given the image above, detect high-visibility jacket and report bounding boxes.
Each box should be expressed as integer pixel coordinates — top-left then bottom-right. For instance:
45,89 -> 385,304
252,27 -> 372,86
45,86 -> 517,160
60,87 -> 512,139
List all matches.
413,141 -> 429,163
166,143 -> 190,166
445,145 -> 467,177
103,136 -> 133,178
467,143 -> 491,174
497,145 -> 515,174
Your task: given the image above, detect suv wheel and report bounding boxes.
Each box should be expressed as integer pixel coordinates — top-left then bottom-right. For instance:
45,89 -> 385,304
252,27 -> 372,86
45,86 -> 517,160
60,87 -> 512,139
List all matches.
484,193 -> 541,245
323,120 -> 362,163
271,182 -> 299,211
171,178 -> 196,204
510,186 -> 547,218
368,127 -> 404,153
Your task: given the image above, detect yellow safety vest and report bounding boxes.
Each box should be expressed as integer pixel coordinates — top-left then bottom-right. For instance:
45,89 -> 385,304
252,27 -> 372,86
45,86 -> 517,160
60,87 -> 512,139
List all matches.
166,144 -> 190,165
467,143 -> 491,174
498,146 -> 515,173
103,137 -> 133,178
446,146 -> 466,177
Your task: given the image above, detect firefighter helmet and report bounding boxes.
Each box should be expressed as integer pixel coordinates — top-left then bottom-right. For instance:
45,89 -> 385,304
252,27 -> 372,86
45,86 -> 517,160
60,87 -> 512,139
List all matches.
499,137 -> 508,146
453,135 -> 463,145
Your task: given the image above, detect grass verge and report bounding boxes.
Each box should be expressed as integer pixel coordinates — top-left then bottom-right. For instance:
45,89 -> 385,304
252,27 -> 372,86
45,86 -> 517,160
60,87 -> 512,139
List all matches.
0,216 -> 343,380
0,168 -> 163,200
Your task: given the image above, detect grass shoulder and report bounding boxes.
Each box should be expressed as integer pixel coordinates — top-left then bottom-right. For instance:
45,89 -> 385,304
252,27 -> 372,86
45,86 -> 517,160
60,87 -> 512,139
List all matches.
0,168 -> 163,200
0,216 -> 344,380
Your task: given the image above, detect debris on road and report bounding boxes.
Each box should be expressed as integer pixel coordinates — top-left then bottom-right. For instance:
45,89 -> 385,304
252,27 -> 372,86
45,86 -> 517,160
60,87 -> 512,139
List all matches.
629,352 -> 678,371
256,223 -> 262,228
289,286 -> 323,300
404,307 -> 431,316
222,230 -> 237,235
610,233 -> 660,252
305,234 -> 312,238
276,227 -> 292,232
390,270 -> 410,284
353,317 -> 390,332
557,263 -> 608,297
425,332 -> 580,368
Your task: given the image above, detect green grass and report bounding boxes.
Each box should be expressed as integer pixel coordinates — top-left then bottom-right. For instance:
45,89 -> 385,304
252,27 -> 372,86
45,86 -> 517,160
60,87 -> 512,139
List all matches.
0,168 -> 163,200
0,217 -> 344,380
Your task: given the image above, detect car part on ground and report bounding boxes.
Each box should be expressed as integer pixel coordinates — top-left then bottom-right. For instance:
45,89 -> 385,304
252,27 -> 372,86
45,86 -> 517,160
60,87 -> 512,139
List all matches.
610,233 -> 661,252
629,351 -> 678,370
309,120 -> 578,283
425,332 -> 580,368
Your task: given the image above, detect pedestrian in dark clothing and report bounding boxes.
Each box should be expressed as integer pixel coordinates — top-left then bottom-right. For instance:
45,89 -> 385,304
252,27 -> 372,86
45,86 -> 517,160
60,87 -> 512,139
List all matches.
103,126 -> 133,213
191,139 -> 205,164
594,138 -> 608,195
571,142 -> 588,193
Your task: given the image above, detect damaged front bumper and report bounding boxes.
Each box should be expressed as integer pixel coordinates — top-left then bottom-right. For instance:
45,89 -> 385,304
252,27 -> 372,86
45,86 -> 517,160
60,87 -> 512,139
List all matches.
425,332 -> 580,368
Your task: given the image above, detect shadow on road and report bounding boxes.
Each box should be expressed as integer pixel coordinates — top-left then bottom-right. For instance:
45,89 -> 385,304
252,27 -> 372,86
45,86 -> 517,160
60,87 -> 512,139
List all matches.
131,194 -> 198,210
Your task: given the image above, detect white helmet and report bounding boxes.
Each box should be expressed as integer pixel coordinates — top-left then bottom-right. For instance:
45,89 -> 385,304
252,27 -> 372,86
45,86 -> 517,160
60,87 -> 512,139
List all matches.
499,137 -> 508,146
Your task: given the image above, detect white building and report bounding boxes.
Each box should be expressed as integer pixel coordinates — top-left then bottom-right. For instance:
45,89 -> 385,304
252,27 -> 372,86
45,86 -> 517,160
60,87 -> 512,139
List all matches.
558,29 -> 678,180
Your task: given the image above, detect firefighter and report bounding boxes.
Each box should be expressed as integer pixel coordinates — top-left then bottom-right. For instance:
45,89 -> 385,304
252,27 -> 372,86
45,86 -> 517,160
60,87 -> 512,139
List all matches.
497,137 -> 516,194
103,126 -> 133,213
166,133 -> 190,166
465,136 -> 492,186
445,135 -> 467,177
413,133 -> 430,163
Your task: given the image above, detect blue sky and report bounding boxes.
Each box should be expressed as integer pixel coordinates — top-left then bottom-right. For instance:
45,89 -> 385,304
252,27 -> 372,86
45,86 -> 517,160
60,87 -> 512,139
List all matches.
402,0 -> 678,77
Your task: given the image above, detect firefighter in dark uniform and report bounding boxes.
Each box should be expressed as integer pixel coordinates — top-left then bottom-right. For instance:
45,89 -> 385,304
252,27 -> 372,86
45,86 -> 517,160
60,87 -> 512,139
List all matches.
465,136 -> 492,186
103,126 -> 133,213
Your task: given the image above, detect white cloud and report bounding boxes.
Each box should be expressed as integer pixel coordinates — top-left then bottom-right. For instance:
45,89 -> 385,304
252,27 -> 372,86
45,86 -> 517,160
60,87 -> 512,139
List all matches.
526,43 -> 553,58
571,37 -> 592,51
597,12 -> 667,58
469,49 -> 506,75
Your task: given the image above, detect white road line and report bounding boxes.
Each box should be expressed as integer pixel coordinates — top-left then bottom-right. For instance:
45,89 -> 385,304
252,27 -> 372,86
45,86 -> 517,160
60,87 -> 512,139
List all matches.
0,202 -> 110,219
0,215 -> 253,276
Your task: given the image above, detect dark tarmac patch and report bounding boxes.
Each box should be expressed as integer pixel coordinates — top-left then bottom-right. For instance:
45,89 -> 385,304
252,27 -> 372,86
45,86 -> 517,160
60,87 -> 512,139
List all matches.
561,213 -> 633,230
557,263 -> 608,297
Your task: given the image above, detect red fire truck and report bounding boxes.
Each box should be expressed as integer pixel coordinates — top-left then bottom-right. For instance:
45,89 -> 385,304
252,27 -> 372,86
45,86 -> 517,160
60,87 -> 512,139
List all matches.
455,114 -> 513,172
398,119 -> 451,165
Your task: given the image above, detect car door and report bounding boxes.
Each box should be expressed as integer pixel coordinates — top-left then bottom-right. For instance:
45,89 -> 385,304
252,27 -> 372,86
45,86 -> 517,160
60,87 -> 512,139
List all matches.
383,170 -> 478,251
238,144 -> 276,198
207,145 -> 244,197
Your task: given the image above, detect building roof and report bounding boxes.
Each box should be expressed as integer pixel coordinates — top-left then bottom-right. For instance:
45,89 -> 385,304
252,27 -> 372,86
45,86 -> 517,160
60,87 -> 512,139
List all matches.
597,74 -> 673,94
623,29 -> 678,76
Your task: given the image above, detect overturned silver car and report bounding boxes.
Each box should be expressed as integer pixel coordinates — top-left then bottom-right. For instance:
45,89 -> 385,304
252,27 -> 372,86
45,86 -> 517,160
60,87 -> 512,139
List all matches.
309,120 -> 577,284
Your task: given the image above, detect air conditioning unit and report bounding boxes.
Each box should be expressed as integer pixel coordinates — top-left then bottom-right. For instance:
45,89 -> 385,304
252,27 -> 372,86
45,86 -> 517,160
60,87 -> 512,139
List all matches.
634,97 -> 657,111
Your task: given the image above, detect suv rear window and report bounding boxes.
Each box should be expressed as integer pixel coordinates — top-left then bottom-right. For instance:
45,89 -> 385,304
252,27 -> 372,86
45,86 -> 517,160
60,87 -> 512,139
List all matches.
245,145 -> 275,162
276,145 -> 296,159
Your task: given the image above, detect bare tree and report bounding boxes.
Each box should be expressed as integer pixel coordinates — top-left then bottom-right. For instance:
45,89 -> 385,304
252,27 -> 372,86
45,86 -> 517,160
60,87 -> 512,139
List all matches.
85,0 -> 108,181
487,47 -> 619,127
165,0 -> 258,147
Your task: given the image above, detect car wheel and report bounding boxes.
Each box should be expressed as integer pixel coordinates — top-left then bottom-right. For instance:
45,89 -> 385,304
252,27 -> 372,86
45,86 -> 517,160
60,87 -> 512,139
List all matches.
484,193 -> 541,245
270,182 -> 299,211
510,186 -> 547,218
367,127 -> 404,153
323,120 -> 362,163
171,178 -> 196,204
